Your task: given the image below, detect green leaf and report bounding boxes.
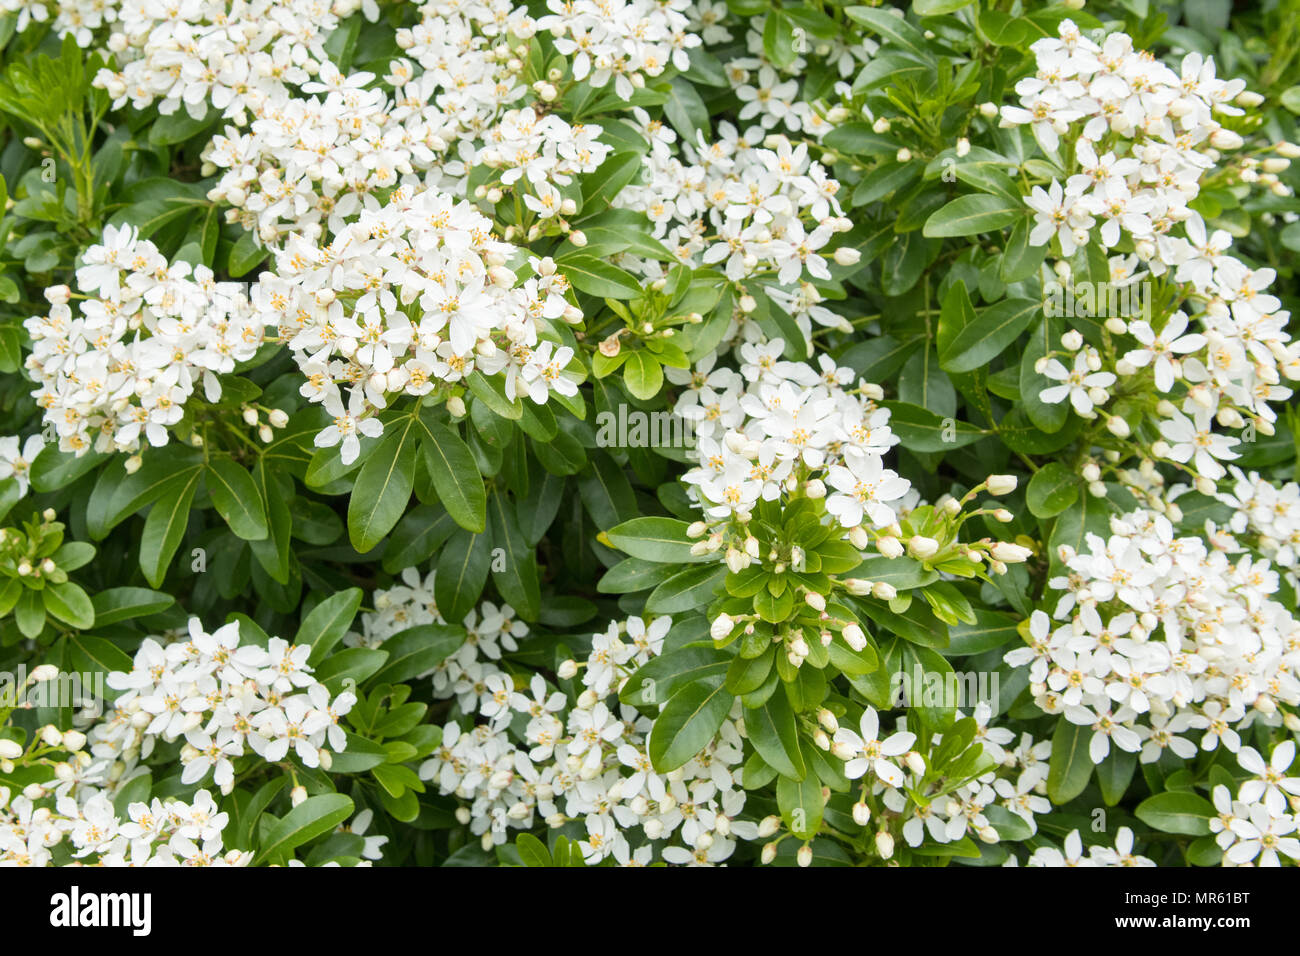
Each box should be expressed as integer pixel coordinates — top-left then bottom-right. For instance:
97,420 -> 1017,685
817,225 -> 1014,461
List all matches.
1135,791 -> 1215,836
605,517 -> 699,563
580,152 -> 643,212
434,529 -> 491,623
845,5 -> 931,59
913,0 -> 974,16
516,832 -> 552,867
556,254 -> 643,299
938,298 -> 1038,373
205,457 -> 269,541
1047,720 -> 1093,804
644,563 -> 726,613
1026,461 -> 1081,519
879,401 -> 984,452
620,645 -> 729,708
41,582 -> 95,630
621,351 -> 664,401
648,680 -> 734,772
253,793 -> 354,865
348,418 -> 418,552
1096,749 -> 1137,807
746,694 -> 806,781
418,413 -> 487,533
139,470 -> 200,588
89,587 -> 174,626
923,194 -> 1023,238
776,763 -> 825,840
367,624 -> 467,686
300,588 -> 364,666
487,490 -> 540,621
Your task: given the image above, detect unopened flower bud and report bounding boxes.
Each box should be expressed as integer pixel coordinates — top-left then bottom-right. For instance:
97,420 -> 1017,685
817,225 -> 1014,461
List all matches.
987,474 -> 1017,496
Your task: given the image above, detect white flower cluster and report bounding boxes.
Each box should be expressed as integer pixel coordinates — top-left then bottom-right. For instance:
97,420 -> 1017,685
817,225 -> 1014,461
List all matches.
1024,826 -> 1155,866
1008,21 -> 1299,475
253,187 -> 579,464
92,0 -> 370,122
538,0 -> 698,101
727,14 -> 867,135
0,785 -> 250,867
0,0 -> 114,44
829,704 -> 1053,855
1007,509 -> 1300,765
25,225 -> 266,458
351,577 -> 759,865
675,340 -> 907,532
1208,740 -> 1300,866
1210,466 -> 1300,588
203,0 -> 544,247
615,124 -> 857,342
98,617 -> 355,792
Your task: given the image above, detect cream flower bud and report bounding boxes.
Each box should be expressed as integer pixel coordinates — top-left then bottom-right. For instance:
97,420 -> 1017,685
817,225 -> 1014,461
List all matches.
739,294 -> 757,313
1082,463 -> 1101,482
817,708 -> 839,733
907,536 -> 939,559
0,740 -> 22,760
1061,330 -> 1084,351
711,614 -> 735,641
876,830 -> 895,859
831,739 -> 857,761
987,474 -> 1017,496
843,578 -> 873,596
990,541 -> 1032,563
978,102 -> 998,118
41,724 -> 63,747
62,731 -> 86,752
832,247 -> 861,266
761,842 -> 778,864
1209,128 -> 1243,150
1275,141 -> 1300,159
805,591 -> 826,612
813,729 -> 830,751
842,623 -> 867,652
872,117 -> 891,133
905,751 -> 926,775
872,582 -> 897,601
876,535 -> 904,558
758,815 -> 782,838
847,525 -> 869,549
852,802 -> 871,826
290,785 -> 308,807
557,659 -> 579,680
896,147 -> 912,163
804,478 -> 826,499
797,844 -> 813,867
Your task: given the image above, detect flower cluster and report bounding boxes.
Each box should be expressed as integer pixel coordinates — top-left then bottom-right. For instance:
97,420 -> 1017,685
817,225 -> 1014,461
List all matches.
253,187 -> 579,464
203,0 -> 537,248
1207,740 -> 1300,867
676,339 -> 907,530
537,0 -> 698,101
615,126 -> 857,343
1009,20 -> 1300,477
827,704 -> 1054,859
97,618 -> 355,792
92,0 -> 368,122
0,785 -> 250,866
351,576 -> 760,865
25,225 -> 267,458
1008,509 -> 1300,764
1210,466 -> 1300,589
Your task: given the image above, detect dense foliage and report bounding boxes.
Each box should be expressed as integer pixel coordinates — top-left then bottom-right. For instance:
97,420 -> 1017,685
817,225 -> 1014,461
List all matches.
1,0 -> 1300,868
